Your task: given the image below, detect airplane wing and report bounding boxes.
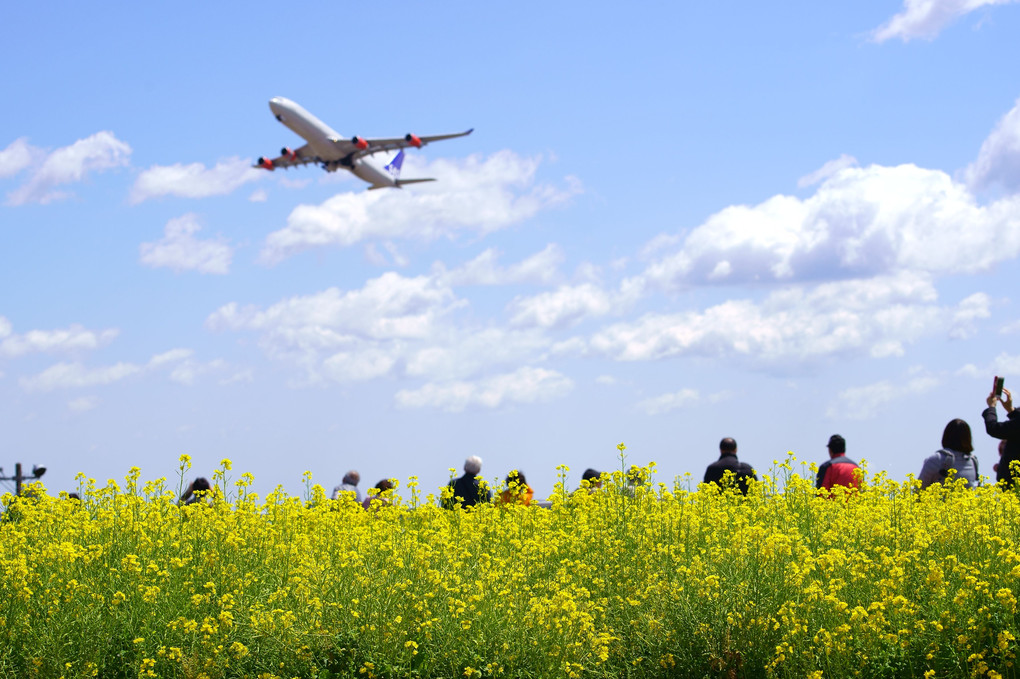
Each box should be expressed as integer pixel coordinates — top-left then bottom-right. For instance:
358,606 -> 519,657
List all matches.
339,129 -> 474,160
253,143 -> 318,170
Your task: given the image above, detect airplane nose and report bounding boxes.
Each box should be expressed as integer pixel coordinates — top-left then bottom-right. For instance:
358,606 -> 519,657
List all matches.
268,97 -> 287,121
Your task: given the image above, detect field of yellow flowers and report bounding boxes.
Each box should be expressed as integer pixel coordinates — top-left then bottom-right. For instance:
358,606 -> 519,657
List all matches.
2,453 -> 1019,679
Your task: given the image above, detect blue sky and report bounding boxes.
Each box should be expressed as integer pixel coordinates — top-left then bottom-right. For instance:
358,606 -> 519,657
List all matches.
3,1 -> 1020,500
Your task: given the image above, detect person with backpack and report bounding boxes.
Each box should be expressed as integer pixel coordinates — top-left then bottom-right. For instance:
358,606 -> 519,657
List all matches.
919,419 -> 979,489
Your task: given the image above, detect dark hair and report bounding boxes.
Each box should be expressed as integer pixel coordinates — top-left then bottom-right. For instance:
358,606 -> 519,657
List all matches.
373,479 -> 394,493
720,438 -> 737,453
192,477 -> 211,492
942,419 -> 974,454
827,434 -> 846,454
581,468 -> 601,482
505,470 -> 527,486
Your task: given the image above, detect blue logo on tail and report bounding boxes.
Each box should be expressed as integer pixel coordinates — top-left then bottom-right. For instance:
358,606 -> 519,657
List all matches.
384,150 -> 405,179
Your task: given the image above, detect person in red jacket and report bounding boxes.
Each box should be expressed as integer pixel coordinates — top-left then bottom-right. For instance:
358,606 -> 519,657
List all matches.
816,435 -> 860,492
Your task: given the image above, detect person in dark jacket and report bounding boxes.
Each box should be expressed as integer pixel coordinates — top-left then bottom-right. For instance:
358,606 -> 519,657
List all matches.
444,455 -> 492,508
704,438 -> 756,495
816,434 -> 860,492
984,387 -> 1020,488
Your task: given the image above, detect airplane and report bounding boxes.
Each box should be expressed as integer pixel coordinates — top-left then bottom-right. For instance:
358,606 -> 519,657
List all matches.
253,97 -> 473,190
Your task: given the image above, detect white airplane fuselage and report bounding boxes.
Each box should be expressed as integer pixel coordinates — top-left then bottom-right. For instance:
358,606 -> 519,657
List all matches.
268,96 -> 395,188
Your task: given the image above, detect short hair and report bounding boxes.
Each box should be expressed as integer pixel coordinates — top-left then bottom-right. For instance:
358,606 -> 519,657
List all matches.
506,470 -> 527,486
464,456 -> 483,475
942,419 -> 974,454
374,479 -> 394,492
192,477 -> 211,492
581,468 -> 601,482
720,438 -> 737,453
342,470 -> 360,485
827,434 -> 846,454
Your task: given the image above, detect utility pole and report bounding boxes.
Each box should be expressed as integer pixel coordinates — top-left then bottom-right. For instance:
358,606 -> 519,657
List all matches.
0,463 -> 46,496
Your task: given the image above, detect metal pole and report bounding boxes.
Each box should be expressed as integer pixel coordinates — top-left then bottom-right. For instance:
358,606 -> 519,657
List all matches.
14,463 -> 22,497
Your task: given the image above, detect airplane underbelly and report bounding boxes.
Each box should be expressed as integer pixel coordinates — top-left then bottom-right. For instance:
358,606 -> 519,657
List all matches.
352,159 -> 394,188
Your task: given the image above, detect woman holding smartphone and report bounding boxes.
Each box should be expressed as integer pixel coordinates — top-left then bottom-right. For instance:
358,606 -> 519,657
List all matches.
984,383 -> 1020,488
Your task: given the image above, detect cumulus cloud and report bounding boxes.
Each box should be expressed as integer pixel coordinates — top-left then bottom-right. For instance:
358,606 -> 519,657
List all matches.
827,373 -> 940,420
394,367 -> 573,412
0,319 -> 118,358
139,214 -> 233,275
964,97 -> 1020,194
433,244 -> 564,287
259,151 -> 581,264
871,0 -> 1018,42
130,157 -> 261,203
208,271 -> 558,385
508,283 -> 617,329
6,131 -> 131,205
0,138 -> 38,178
586,273 -> 986,369
957,352 -> 1020,379
635,164 -> 1020,291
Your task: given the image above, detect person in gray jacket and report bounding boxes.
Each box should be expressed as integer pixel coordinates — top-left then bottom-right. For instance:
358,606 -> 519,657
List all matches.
919,419 -> 979,489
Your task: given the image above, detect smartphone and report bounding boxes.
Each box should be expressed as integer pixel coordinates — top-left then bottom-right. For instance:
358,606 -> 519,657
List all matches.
994,376 -> 1005,398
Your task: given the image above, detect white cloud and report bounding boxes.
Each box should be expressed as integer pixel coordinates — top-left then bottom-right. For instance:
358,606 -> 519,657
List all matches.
798,154 -> 858,188
586,273 -> 984,369
433,244 -> 564,287
394,367 -> 573,412
139,214 -> 233,275
508,283 -> 616,329
259,151 -> 581,264
6,131 -> 131,205
130,157 -> 261,203
637,388 -> 701,415
19,347 -> 228,392
964,97 -> 1020,194
20,362 -> 142,392
596,375 -> 617,386
957,352 -> 1020,379
1000,319 -> 1020,334
872,0 -> 1018,42
635,164 -> 1020,291
249,188 -> 268,203
0,138 -> 38,178
827,374 -> 940,420
68,396 -> 99,413
0,321 -> 118,358
208,272 -> 459,344
404,328 -> 551,381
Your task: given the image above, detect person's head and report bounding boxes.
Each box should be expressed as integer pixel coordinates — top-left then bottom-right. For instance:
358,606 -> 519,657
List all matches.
942,419 -> 974,454
464,455 -> 483,475
342,470 -> 360,486
827,434 -> 846,457
373,479 -> 394,494
192,477 -> 211,494
505,470 -> 527,486
720,438 -> 737,455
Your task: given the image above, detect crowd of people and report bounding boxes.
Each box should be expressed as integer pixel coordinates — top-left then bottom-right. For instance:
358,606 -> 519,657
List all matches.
176,386 -> 1020,508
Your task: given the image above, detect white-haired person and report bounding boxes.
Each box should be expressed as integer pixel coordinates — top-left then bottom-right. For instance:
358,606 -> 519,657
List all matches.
444,455 -> 492,508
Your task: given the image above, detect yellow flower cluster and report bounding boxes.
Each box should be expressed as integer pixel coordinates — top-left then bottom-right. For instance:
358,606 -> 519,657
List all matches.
0,455 -> 1018,678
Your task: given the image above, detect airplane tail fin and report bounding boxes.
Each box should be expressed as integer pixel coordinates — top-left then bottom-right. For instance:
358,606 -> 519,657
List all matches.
384,150 -> 405,179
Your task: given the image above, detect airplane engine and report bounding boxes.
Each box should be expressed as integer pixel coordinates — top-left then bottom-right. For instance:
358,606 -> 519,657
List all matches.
352,136 -> 369,151
281,147 -> 297,161
256,157 -> 275,171
405,133 -> 422,148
